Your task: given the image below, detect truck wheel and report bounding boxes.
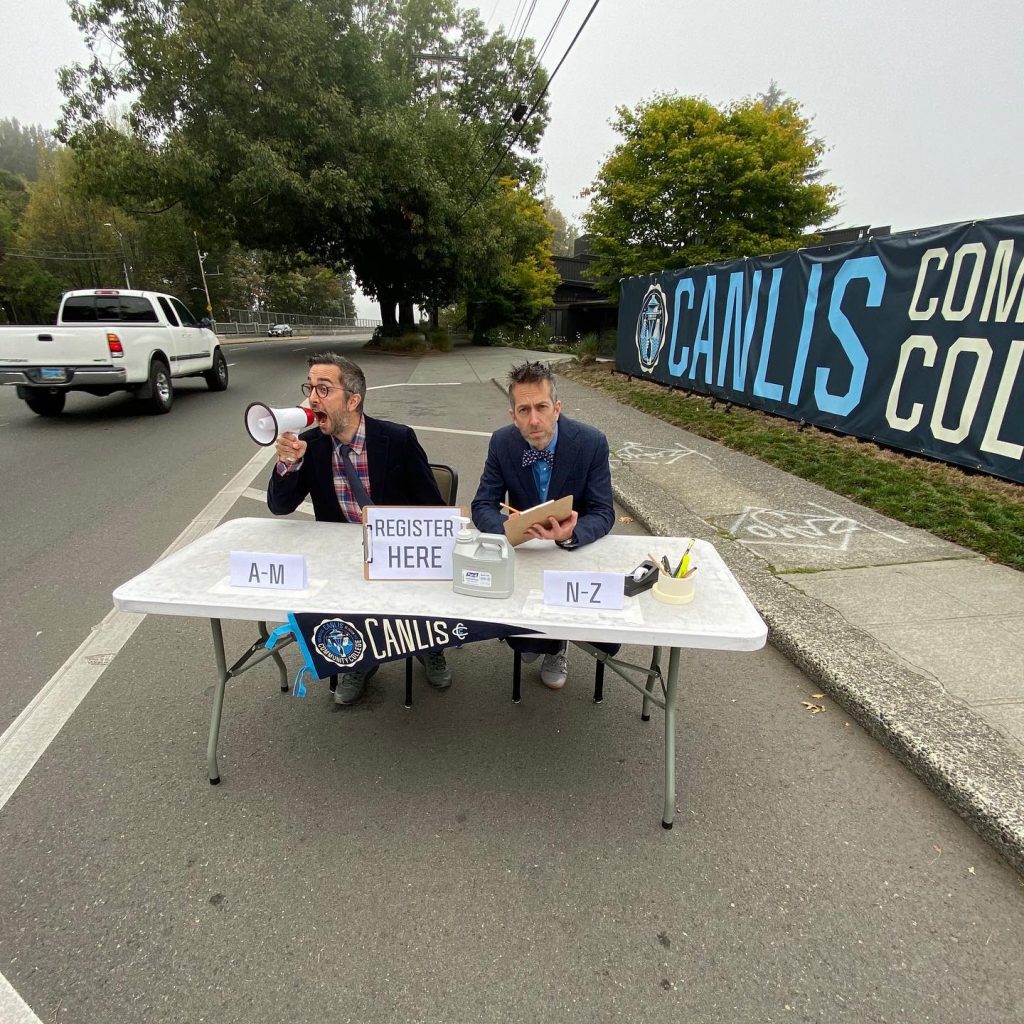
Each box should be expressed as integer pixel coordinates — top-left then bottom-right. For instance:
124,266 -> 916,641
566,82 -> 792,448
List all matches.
24,391 -> 66,417
204,348 -> 229,391
145,359 -> 174,414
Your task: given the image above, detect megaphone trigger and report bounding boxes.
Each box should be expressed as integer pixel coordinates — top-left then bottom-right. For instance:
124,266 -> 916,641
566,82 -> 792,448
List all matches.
244,402 -> 316,445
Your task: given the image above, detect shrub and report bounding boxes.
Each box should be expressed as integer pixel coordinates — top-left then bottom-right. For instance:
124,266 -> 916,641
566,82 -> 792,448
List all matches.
380,332 -> 428,354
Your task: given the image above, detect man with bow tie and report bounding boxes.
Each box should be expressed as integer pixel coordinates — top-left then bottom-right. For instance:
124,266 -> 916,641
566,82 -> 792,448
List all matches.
471,361 -> 615,689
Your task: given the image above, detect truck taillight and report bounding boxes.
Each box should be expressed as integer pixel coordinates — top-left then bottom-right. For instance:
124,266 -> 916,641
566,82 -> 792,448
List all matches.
107,333 -> 124,357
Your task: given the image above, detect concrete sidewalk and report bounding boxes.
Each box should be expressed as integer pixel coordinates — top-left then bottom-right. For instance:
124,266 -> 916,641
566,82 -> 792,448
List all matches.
550,369 -> 1024,875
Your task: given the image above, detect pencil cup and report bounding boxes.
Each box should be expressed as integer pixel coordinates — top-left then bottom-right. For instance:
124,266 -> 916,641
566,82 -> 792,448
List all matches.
652,572 -> 696,605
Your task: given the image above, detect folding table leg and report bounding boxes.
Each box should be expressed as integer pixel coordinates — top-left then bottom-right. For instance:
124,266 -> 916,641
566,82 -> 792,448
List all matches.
593,660 -> 605,704
661,647 -> 681,829
405,657 -> 413,709
512,650 -> 522,704
208,618 -> 229,785
641,646 -> 662,721
257,621 -> 289,692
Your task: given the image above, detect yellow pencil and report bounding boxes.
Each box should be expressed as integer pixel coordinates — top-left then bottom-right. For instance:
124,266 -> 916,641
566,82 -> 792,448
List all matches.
676,538 -> 696,577
500,502 -> 520,515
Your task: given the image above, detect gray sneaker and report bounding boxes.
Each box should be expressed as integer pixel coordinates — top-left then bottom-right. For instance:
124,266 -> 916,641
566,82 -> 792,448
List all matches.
540,651 -> 568,690
334,665 -> 378,705
416,650 -> 452,689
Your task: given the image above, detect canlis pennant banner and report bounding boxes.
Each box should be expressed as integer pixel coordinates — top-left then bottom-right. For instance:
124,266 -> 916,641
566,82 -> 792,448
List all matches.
617,214 -> 1024,484
275,612 -> 538,680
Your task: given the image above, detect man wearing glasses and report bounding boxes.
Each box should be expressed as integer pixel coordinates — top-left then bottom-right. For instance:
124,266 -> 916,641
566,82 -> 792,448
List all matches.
268,352 -> 451,704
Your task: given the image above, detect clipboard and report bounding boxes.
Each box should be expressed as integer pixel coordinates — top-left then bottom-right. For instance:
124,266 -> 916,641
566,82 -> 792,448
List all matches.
502,494 -> 573,547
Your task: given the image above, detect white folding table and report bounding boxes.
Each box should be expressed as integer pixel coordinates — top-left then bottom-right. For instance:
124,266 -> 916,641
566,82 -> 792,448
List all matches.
113,517 -> 767,828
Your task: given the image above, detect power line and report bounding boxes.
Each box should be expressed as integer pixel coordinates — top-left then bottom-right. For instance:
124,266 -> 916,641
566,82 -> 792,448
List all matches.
460,0 -> 603,219
4,250 -> 121,262
465,1 -> 571,179
508,0 -> 539,68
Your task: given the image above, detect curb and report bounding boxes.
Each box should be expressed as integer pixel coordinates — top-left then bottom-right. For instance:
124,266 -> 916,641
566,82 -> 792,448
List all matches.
610,463 -> 1024,876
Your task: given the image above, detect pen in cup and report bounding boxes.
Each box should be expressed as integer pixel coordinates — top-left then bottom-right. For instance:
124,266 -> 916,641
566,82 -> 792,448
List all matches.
676,538 -> 696,577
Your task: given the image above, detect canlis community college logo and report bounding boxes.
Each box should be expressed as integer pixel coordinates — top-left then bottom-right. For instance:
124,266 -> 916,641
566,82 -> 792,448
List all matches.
312,618 -> 365,668
635,284 -> 667,373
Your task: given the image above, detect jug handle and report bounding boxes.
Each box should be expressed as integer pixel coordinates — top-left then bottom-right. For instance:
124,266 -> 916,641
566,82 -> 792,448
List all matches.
477,537 -> 508,554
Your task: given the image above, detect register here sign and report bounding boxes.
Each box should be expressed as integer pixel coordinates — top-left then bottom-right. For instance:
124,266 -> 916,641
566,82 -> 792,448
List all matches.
364,507 -> 462,580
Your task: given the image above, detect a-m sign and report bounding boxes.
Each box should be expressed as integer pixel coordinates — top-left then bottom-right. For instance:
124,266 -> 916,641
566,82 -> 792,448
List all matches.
616,214 -> 1024,484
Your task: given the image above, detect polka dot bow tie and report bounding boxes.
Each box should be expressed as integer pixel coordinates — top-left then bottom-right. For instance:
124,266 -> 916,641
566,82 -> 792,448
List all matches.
522,447 -> 554,468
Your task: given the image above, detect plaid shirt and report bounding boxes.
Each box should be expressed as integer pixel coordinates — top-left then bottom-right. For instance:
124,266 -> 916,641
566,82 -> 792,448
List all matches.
331,417 -> 372,521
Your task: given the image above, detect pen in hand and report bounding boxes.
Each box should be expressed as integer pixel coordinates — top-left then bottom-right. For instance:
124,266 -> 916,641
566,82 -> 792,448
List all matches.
500,502 -> 520,515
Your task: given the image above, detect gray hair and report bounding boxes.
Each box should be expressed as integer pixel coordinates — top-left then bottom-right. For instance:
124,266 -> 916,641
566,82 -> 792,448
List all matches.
507,360 -> 557,408
308,352 -> 366,410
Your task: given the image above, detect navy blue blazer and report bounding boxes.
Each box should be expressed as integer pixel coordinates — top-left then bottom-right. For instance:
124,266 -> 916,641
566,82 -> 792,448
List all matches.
471,415 -> 614,548
267,414 -> 443,522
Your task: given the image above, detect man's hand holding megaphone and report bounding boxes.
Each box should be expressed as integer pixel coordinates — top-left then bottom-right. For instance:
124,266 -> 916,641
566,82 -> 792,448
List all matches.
276,431 -> 307,467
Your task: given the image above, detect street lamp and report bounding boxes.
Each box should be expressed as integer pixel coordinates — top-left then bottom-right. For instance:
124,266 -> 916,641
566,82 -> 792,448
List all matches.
103,222 -> 132,289
194,231 -> 213,317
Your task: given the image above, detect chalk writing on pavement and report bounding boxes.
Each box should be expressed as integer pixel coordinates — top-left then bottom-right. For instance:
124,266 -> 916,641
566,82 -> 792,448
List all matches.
725,502 -> 907,552
614,441 -> 713,466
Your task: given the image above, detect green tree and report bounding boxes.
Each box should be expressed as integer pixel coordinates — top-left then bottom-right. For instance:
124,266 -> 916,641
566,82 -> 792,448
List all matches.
542,195 -> 576,256
582,92 -> 839,287
0,119 -> 58,181
463,177 -> 558,342
0,168 -> 63,322
60,0 -> 551,327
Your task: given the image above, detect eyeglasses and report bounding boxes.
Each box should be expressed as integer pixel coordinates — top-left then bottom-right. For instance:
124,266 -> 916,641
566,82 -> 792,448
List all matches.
301,382 -> 345,399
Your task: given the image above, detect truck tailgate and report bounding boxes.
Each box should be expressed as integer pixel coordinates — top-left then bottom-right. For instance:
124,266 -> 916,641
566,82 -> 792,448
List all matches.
0,327 -> 116,369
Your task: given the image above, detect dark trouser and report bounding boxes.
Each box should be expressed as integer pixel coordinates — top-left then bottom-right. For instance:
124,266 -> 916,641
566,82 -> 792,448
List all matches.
508,636 -> 564,656
507,637 -> 620,657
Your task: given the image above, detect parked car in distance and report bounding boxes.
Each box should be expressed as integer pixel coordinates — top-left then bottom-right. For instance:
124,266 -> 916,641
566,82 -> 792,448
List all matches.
268,323 -> 293,337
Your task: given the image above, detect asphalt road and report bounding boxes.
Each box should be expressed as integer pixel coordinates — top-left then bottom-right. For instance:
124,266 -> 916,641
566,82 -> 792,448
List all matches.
1,338 -> 1022,1024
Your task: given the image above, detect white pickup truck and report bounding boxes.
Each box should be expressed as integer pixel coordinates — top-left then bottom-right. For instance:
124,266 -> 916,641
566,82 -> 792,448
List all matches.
0,288 -> 229,416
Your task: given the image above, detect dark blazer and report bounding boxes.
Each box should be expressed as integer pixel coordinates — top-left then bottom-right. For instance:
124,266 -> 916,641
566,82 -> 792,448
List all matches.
267,414 -> 443,522
471,415 -> 614,548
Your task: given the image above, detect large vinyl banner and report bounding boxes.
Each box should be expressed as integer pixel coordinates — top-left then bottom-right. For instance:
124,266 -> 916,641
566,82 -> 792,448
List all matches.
616,215 -> 1024,483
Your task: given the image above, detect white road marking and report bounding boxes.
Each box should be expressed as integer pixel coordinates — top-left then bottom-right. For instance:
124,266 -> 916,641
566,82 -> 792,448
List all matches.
368,382 -> 461,389
0,977 -> 41,1024
408,424 -> 493,437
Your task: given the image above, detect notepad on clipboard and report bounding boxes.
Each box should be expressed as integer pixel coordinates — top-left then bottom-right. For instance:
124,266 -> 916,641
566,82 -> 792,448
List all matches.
502,494 -> 574,547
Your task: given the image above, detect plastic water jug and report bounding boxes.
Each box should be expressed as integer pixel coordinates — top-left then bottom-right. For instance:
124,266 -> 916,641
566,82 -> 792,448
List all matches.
452,518 -> 515,599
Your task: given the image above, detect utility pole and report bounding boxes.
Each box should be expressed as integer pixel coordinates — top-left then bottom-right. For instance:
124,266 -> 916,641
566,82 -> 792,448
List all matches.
194,231 -> 213,316
413,51 -> 467,100
103,222 -> 131,289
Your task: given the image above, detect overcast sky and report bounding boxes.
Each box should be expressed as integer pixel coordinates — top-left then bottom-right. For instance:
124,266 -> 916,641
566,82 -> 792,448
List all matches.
3,0 -> 1023,316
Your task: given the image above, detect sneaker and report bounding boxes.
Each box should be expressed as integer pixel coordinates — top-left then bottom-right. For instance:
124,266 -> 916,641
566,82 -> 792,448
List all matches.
540,651 -> 568,690
334,666 -> 378,705
417,650 -> 452,690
